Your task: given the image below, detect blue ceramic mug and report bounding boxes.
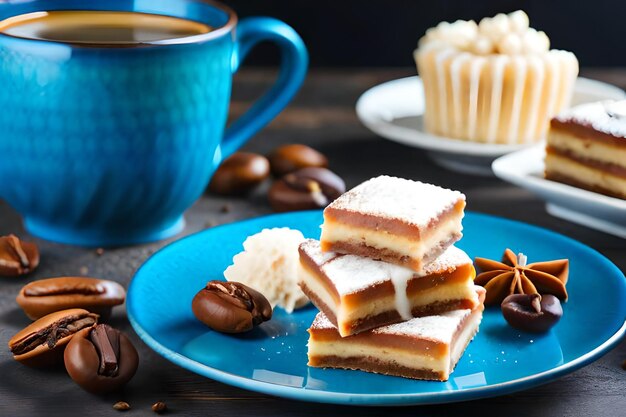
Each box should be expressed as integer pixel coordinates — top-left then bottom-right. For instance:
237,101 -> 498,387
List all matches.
0,0 -> 307,246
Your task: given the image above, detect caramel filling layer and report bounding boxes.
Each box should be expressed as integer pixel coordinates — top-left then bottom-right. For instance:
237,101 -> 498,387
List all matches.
299,256 -> 344,306
320,215 -> 462,271
545,171 -> 626,200
309,329 -> 444,356
323,200 -> 464,240
545,152 -> 626,198
548,129 -> 626,169
406,264 -> 474,297
546,146 -> 626,178
551,119 -> 626,147
346,282 -> 477,320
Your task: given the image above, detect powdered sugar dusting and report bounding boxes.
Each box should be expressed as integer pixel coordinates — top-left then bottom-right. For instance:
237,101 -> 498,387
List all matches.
422,246 -> 471,275
327,176 -> 465,229
311,311 -> 335,329
310,309 -> 471,344
373,309 -> 470,343
324,254 -> 409,294
299,240 -> 470,295
555,100 -> 626,139
300,239 -> 336,266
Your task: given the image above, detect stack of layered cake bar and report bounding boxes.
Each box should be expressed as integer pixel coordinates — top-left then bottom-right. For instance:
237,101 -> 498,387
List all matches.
298,176 -> 485,381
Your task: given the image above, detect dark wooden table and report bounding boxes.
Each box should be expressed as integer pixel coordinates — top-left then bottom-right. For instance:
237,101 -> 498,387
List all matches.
0,68 -> 624,416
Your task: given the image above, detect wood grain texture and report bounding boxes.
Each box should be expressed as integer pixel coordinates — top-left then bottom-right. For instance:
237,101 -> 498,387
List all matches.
0,68 -> 624,416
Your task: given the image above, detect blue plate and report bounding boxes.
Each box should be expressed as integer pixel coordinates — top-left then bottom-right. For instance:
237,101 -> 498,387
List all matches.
127,211 -> 626,406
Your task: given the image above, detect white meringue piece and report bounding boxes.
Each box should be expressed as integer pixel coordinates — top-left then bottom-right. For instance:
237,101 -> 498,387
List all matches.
223,228 -> 309,313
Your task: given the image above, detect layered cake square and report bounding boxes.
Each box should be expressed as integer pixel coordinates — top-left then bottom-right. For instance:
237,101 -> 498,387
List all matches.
320,176 -> 465,272
307,292 -> 484,381
299,239 -> 479,337
546,100 -> 626,199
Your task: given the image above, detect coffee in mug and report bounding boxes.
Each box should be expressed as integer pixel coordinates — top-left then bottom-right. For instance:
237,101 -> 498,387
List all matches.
0,0 -> 307,246
0,10 -> 212,45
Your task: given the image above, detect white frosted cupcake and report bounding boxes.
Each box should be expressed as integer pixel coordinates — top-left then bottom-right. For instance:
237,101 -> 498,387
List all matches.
414,11 -> 579,145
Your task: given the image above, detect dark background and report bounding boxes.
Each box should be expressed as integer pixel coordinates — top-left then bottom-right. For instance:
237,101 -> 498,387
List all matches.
223,0 -> 626,67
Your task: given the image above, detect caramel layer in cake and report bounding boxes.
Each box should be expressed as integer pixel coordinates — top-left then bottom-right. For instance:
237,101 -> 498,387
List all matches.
320,176 -> 465,272
307,299 -> 484,381
546,101 -> 626,200
299,239 -> 478,337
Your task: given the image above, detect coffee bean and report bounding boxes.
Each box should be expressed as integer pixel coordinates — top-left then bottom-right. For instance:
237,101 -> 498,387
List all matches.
268,167 -> 345,212
17,276 -> 126,320
209,152 -> 270,195
65,324 -> 139,394
501,293 -> 563,333
192,281 -> 272,333
151,401 -> 167,413
8,308 -> 98,367
0,234 -> 39,277
113,401 -> 131,411
268,144 -> 328,176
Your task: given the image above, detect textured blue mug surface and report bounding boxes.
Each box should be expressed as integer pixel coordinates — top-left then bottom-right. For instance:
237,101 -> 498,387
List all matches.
0,0 -> 308,246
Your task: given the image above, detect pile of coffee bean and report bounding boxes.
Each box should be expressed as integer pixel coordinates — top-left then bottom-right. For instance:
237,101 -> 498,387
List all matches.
3,235 -> 141,398
209,144 -> 346,212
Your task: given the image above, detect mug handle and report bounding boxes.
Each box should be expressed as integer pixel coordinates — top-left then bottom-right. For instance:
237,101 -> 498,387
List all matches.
221,17 -> 308,158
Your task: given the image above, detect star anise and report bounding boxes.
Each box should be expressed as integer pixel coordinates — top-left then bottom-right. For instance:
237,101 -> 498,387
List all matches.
474,249 -> 568,306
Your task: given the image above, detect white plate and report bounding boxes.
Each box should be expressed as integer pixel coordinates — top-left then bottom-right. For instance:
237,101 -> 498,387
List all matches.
356,76 -> 626,175
492,146 -> 626,238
